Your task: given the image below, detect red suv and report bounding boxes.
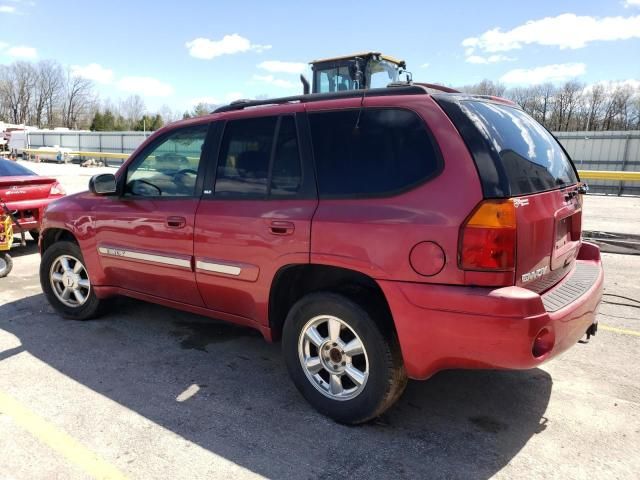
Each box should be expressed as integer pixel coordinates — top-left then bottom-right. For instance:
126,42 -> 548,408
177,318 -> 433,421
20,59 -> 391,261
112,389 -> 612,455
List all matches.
39,86 -> 603,424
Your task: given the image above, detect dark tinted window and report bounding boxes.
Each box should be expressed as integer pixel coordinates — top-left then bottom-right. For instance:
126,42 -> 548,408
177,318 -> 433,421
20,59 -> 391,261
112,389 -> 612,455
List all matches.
215,116 -> 302,198
270,116 -> 301,196
215,117 -> 275,197
0,159 -> 36,177
309,108 -> 440,197
457,101 -> 578,195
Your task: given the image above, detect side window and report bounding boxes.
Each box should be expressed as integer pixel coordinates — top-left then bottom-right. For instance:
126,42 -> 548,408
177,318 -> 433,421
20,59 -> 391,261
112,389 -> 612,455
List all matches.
308,108 -> 440,197
270,116 -> 302,197
214,116 -> 302,198
126,125 -> 208,197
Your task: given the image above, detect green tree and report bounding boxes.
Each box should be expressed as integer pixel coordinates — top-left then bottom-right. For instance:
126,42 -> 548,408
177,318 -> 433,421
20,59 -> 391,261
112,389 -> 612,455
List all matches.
134,114 -> 164,131
90,111 -> 104,131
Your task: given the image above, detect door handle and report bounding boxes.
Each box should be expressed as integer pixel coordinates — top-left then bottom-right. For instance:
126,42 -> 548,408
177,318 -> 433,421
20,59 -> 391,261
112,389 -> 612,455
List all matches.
269,221 -> 295,235
166,216 -> 187,228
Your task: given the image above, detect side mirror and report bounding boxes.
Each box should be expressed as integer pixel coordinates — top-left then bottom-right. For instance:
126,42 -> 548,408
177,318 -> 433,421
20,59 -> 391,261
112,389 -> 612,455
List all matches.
89,173 -> 117,195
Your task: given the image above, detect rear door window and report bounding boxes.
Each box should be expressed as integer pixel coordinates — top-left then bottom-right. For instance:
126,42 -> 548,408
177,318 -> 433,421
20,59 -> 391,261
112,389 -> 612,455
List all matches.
214,116 -> 302,198
308,108 -> 441,198
436,98 -> 578,197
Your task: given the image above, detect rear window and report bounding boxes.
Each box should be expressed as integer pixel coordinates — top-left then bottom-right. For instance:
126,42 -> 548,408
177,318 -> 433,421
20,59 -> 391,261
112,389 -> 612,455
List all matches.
0,159 -> 36,177
436,97 -> 578,197
308,108 -> 441,198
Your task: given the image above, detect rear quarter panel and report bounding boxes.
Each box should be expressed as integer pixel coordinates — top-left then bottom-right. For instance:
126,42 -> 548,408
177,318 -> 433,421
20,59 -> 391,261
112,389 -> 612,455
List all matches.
308,95 -> 484,284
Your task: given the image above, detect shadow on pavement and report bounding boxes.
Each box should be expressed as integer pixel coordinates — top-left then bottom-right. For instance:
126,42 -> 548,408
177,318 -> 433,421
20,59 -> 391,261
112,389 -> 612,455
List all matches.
0,293 -> 552,479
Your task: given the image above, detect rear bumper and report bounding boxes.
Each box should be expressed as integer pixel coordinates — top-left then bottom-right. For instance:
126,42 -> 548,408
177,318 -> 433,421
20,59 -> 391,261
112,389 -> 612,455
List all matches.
380,242 -> 604,380
3,197 -> 56,231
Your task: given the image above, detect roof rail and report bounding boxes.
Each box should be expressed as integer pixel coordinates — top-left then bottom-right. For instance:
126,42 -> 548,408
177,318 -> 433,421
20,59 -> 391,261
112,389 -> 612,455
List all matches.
412,82 -> 461,93
212,85 -> 427,113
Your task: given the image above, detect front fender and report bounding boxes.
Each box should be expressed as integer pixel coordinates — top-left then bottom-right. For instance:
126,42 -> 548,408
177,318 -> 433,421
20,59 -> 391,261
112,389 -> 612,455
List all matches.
40,192 -> 105,286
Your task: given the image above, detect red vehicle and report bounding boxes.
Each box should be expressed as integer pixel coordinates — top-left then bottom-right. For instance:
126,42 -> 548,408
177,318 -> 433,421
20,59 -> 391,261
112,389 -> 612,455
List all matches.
0,158 -> 66,242
38,86 -> 603,424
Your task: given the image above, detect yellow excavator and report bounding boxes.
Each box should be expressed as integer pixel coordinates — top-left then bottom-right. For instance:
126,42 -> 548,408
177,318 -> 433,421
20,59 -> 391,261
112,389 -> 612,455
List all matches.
300,52 -> 457,95
303,52 -> 408,94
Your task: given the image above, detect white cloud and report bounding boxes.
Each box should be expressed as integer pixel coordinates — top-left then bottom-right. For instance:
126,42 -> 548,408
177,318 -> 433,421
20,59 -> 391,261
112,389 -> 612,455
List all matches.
118,76 -> 174,97
71,63 -> 113,84
466,54 -> 515,64
500,63 -> 586,84
258,60 -> 306,74
0,5 -> 16,13
625,0 -> 640,7
420,63 -> 430,69
6,45 -> 36,58
186,34 -> 271,60
463,13 -> 640,54
252,74 -> 296,88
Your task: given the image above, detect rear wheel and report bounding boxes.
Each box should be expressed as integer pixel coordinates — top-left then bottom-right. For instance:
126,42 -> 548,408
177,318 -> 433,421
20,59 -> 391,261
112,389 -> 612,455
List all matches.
0,253 -> 13,278
282,292 -> 407,424
40,241 -> 105,320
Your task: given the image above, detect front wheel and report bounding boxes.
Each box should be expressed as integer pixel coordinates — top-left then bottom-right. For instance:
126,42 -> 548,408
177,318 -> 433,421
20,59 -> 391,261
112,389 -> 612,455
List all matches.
282,292 -> 407,424
39,241 -> 105,320
0,252 -> 13,278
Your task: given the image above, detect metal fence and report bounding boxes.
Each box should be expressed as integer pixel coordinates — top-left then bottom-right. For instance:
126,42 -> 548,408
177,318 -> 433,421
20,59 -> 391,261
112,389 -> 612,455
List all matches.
26,129 -> 640,195
554,130 -> 640,195
27,131 -> 152,166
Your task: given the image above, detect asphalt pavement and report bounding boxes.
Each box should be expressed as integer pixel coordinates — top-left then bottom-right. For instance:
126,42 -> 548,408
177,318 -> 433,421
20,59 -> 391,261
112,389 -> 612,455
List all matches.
0,160 -> 638,479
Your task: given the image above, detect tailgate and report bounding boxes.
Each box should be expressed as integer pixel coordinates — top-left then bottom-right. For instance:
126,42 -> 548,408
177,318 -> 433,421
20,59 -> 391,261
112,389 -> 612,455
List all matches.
514,185 -> 582,293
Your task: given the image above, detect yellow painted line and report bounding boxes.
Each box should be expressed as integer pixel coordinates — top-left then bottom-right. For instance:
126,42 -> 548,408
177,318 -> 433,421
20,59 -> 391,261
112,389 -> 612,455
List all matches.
0,390 -> 129,480
599,324 -> 640,337
578,170 -> 640,182
23,149 -> 129,159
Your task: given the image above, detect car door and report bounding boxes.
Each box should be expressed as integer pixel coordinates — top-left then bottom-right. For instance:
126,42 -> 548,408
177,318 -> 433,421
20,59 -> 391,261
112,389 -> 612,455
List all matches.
193,110 -> 317,326
93,123 -> 211,306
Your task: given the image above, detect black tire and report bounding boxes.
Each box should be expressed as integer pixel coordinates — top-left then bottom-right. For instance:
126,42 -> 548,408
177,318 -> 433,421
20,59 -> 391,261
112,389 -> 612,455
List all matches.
0,252 -> 13,278
282,292 -> 407,424
29,230 -> 39,242
39,240 -> 105,320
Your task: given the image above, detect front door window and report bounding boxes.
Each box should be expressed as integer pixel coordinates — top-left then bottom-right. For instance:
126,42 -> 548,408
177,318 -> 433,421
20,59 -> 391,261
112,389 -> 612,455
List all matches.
125,125 -> 208,197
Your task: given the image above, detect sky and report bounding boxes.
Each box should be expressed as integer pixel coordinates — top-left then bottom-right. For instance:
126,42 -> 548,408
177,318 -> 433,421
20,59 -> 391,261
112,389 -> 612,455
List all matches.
1,0 -> 639,112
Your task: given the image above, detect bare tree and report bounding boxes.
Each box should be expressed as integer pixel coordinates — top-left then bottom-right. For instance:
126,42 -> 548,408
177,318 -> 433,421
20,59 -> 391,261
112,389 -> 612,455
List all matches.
158,104 -> 179,123
33,60 -> 64,127
62,69 -> 95,129
0,62 -> 37,124
120,95 -> 146,129
580,84 -> 605,131
461,79 -> 506,97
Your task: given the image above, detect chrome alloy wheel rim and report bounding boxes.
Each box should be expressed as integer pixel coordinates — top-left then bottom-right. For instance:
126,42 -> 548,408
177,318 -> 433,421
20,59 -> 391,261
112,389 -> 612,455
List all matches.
0,256 -> 7,271
50,255 -> 91,308
298,315 -> 369,401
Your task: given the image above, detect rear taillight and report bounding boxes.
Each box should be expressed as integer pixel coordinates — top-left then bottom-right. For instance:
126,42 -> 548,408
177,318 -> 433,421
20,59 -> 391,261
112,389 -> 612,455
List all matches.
459,200 -> 516,271
50,182 -> 66,196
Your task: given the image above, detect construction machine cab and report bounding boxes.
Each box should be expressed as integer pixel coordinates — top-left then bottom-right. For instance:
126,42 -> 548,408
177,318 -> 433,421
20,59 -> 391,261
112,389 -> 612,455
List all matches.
308,52 -> 407,94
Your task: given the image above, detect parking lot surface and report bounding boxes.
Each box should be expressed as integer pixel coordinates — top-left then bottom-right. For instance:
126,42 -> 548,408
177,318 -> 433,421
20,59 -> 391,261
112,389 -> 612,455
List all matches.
1,161 -> 639,479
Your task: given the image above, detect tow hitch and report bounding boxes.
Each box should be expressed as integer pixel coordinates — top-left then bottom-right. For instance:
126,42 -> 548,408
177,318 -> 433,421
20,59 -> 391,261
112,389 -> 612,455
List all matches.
585,323 -> 598,342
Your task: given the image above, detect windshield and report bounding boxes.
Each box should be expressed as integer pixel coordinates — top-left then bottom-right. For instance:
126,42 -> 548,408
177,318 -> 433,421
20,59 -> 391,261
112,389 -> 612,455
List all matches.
0,158 -> 36,177
366,59 -> 400,88
314,66 -> 357,93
